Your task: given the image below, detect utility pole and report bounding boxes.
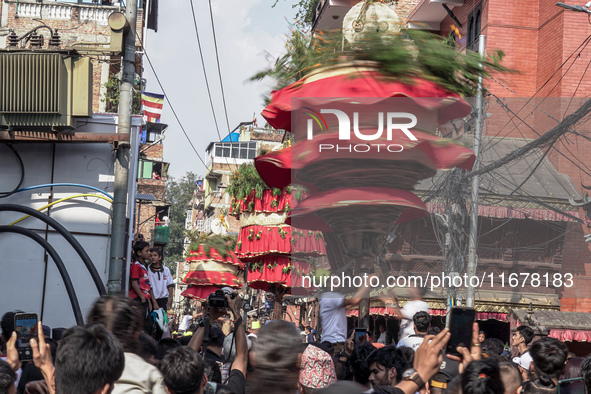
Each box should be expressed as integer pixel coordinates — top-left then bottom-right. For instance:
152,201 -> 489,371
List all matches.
107,0 -> 137,294
466,35 -> 486,308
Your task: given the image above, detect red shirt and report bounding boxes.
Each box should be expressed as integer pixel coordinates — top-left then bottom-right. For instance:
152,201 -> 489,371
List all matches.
130,261 -> 151,299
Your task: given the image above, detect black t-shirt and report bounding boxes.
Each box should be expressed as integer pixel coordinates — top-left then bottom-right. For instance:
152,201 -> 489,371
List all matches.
224,369 -> 245,394
207,369 -> 244,394
204,348 -> 225,363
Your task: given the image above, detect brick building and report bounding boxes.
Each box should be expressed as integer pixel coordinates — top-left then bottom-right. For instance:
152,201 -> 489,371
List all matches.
406,0 -> 591,313
0,0 -> 153,112
187,125 -> 284,237
135,126 -> 170,247
309,0 -> 591,346
0,1 -> 168,245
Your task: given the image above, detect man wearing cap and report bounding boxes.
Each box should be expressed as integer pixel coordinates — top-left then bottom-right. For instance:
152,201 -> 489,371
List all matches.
299,345 -> 337,392
511,326 -> 534,381
305,326 -> 315,344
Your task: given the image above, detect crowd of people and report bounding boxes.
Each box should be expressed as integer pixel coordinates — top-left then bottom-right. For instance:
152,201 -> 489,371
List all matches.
0,248 -> 589,394
0,287 -> 589,394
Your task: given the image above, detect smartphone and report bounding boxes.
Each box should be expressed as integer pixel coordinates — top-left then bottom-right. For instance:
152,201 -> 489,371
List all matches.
14,313 -> 38,361
445,307 -> 476,356
558,378 -> 586,394
354,328 -> 367,343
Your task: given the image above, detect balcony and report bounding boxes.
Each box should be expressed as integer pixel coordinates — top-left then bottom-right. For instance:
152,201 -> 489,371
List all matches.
13,1 -> 120,25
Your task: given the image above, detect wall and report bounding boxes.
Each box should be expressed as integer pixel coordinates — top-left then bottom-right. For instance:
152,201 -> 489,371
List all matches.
0,114 -> 142,328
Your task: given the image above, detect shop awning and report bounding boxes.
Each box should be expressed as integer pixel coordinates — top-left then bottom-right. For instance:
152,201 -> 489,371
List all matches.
349,288 -> 560,320
427,203 -> 580,222
345,307 -> 508,321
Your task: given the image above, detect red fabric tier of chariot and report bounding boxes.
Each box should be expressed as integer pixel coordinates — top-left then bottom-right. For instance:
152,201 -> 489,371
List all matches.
286,187 -> 429,231
182,259 -> 242,288
185,245 -> 244,269
181,285 -> 220,301
255,131 -> 475,190
230,189 -> 293,217
247,255 -> 313,292
262,64 -> 471,133
236,225 -> 326,260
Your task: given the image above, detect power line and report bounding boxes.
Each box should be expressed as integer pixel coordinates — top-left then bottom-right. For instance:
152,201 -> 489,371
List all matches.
473,96 -> 591,178
136,33 -> 208,169
189,0 -> 224,143
480,34 -> 591,156
207,0 -> 232,137
488,93 -> 591,181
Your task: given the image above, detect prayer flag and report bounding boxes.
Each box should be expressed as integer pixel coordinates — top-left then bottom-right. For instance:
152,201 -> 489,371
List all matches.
141,92 -> 165,123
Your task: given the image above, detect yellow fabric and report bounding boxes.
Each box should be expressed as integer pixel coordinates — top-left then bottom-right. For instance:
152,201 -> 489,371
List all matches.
431,381 -> 447,389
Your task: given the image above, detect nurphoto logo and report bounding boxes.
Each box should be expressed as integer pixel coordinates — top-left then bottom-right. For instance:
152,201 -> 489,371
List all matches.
305,108 -> 418,153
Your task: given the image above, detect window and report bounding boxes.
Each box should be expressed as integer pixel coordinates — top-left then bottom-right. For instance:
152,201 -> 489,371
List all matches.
139,160 -> 168,179
212,142 -> 257,160
52,0 -> 143,6
467,4 -> 482,52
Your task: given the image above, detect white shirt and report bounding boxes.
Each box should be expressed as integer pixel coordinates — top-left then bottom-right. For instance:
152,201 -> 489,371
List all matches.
513,350 -> 534,370
397,335 -> 425,351
319,292 -> 347,343
148,265 -> 174,299
112,352 -> 166,394
398,300 -> 429,340
179,315 -> 192,331
377,332 -> 387,344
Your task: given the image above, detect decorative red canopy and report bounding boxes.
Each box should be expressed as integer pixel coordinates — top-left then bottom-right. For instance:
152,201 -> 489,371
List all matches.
229,189 -> 325,302
181,243 -> 244,302
247,256 -> 312,293
255,131 -> 476,191
262,65 -> 471,132
181,285 -> 220,302
236,225 -> 326,260
286,187 -> 429,231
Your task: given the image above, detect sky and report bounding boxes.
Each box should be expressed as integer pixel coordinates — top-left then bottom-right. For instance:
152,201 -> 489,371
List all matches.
143,0 -> 298,179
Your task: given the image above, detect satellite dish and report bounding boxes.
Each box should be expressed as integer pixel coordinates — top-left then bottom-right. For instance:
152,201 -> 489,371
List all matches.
342,2 -> 400,46
211,218 -> 227,235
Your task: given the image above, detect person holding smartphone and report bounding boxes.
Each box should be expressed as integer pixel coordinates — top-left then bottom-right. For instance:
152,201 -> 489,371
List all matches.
187,294 -> 248,394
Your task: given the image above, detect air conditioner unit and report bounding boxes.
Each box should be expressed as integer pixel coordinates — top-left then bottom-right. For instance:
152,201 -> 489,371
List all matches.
0,51 -> 92,129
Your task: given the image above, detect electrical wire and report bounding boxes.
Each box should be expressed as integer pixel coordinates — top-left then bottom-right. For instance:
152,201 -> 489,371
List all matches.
188,0 -> 224,143
487,93 -> 591,182
479,34 -> 591,161
207,0 -> 232,137
9,194 -> 113,226
0,143 -> 25,198
482,34 -> 591,148
136,32 -> 208,169
15,183 -> 113,200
